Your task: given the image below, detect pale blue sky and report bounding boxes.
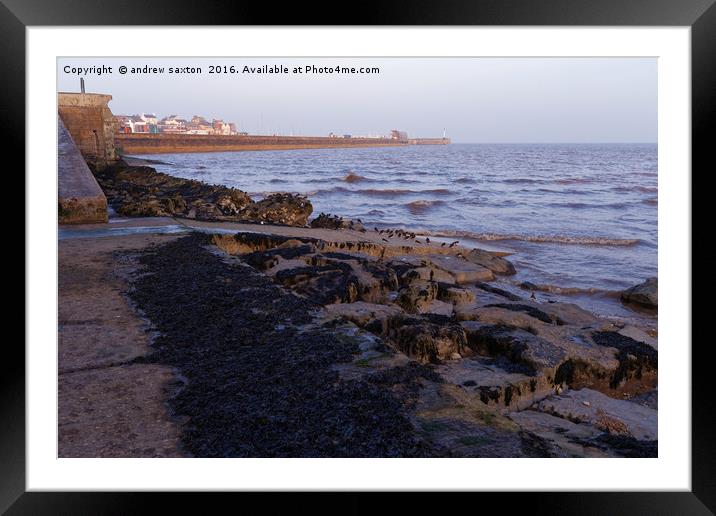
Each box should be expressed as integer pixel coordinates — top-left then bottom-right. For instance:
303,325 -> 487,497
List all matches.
57,57 -> 657,143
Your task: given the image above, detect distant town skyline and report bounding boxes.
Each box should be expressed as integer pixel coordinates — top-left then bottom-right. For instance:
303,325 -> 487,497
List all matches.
58,57 -> 657,143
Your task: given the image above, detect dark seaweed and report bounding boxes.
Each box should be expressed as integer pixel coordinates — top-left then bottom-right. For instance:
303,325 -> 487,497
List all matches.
129,233 -> 439,457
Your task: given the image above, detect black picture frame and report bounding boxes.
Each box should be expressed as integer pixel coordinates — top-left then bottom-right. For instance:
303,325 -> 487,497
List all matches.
6,0 -> 713,513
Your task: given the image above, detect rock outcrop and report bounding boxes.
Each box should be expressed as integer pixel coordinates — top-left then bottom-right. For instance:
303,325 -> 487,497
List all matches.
621,277 -> 658,308
93,163 -> 312,226
310,212 -> 366,232
125,230 -> 658,457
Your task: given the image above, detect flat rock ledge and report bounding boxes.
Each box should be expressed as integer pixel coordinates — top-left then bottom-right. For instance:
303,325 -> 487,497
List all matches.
123,230 -> 657,457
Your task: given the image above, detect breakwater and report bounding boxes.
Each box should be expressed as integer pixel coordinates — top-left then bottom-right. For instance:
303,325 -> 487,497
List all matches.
116,133 -> 450,154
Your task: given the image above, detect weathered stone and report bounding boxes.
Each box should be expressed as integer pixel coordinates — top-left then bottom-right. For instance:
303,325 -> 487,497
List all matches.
400,266 -> 455,285
461,322 -> 566,374
437,283 -> 476,305
484,303 -> 564,325
385,314 -> 469,363
424,254 -> 494,284
437,356 -> 556,410
590,331 -> 658,389
621,277 -> 658,308
536,388 -> 657,441
464,248 -> 516,275
396,280 -> 439,313
422,299 -> 455,317
507,410 -> 614,458
323,301 -> 404,327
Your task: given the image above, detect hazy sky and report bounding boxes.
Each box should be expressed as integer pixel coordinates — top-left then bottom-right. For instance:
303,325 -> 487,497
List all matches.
57,57 -> 656,143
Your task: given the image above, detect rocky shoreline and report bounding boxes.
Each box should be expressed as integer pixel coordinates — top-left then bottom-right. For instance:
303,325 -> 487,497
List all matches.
69,161 -> 658,457
93,160 -> 313,226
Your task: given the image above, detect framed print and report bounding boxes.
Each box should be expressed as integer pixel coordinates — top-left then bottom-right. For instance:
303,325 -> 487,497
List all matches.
7,0 -> 714,513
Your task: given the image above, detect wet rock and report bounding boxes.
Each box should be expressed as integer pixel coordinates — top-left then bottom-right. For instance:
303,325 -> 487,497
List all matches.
621,277 -> 657,308
536,388 -> 657,441
464,248 -> 516,275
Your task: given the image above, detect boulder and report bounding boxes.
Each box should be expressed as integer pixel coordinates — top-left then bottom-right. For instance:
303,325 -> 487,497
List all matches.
621,277 -> 657,308
465,248 -> 516,275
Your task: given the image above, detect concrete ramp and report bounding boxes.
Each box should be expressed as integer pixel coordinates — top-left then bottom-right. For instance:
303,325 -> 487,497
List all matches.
58,117 -> 108,224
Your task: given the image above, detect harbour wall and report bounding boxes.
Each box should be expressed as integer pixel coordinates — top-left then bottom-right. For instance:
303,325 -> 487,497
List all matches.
116,133 -> 414,154
58,92 -> 119,170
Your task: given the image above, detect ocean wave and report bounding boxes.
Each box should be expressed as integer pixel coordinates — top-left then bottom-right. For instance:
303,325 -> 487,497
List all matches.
356,188 -> 452,197
516,281 -> 622,297
554,178 -> 594,185
502,178 -> 545,184
643,197 -> 658,205
546,201 -> 629,210
406,200 -> 445,214
420,229 -> 640,247
612,185 -> 658,193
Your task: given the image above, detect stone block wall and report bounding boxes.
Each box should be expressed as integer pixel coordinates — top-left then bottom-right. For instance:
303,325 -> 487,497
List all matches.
58,93 -> 118,170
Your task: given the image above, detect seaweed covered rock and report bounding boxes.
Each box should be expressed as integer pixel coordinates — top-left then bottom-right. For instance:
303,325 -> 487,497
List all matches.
94,163 -> 312,226
310,212 -> 365,231
238,193 -> 313,227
